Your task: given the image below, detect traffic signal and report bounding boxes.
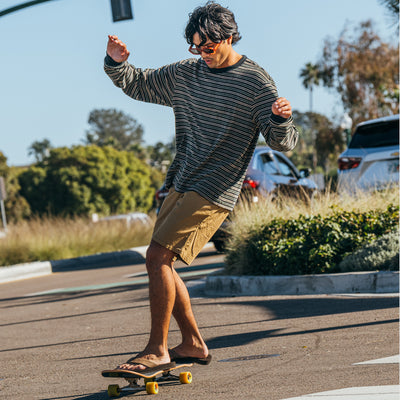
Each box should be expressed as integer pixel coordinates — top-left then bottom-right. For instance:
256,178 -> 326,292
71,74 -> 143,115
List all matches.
110,0 -> 133,22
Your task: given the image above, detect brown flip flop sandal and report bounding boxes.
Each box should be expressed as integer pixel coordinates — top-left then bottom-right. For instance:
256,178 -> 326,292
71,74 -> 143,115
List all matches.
169,348 -> 212,365
116,356 -> 176,374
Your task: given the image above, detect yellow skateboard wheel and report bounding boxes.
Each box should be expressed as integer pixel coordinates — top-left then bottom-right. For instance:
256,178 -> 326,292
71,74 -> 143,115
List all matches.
107,384 -> 121,397
146,381 -> 159,394
179,371 -> 192,384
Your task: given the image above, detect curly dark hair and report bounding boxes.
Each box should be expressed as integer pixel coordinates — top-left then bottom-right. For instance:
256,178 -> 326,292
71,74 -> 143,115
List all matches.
184,1 -> 241,46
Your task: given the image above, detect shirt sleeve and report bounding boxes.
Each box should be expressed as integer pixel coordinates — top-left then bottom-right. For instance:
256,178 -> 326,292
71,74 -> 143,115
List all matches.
252,81 -> 299,152
104,56 -> 179,107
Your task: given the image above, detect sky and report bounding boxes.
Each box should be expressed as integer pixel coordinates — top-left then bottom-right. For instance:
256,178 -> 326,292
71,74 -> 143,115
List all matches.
0,0 -> 396,166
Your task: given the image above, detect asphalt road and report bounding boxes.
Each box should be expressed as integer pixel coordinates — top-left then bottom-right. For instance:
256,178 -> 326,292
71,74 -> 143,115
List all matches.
0,247 -> 398,400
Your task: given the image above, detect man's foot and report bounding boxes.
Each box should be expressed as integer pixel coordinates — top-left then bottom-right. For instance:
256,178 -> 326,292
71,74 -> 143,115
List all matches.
169,345 -> 212,365
117,353 -> 172,372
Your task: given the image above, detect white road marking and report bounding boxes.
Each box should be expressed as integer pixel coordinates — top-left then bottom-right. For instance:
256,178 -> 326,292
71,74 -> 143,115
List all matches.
280,385 -> 400,399
353,355 -> 399,365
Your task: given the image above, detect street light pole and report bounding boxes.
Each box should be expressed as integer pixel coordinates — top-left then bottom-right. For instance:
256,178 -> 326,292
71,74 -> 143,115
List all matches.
0,0 -> 56,18
0,0 -> 133,22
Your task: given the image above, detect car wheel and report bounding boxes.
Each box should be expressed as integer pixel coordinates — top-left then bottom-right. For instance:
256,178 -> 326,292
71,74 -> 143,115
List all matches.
213,240 -> 226,253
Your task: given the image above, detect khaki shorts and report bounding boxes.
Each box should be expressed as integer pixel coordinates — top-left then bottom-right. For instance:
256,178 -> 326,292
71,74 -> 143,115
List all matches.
152,187 -> 229,265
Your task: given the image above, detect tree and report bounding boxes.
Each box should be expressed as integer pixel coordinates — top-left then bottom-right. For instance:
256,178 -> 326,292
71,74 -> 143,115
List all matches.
28,138 -> 52,162
18,145 -> 155,216
0,152 -> 31,222
147,141 -> 175,173
84,108 -> 144,150
316,20 -> 399,126
291,111 -> 344,173
379,0 -> 399,30
299,62 -> 322,112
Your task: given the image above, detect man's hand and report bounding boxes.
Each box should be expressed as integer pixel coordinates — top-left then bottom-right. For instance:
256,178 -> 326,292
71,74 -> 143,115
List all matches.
107,35 -> 130,63
272,97 -> 292,119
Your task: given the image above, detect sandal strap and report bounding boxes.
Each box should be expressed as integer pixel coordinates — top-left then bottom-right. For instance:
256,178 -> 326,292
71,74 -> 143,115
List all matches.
125,356 -> 158,369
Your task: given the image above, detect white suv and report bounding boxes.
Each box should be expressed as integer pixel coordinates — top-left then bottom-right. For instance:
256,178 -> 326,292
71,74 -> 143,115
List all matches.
338,114 -> 399,193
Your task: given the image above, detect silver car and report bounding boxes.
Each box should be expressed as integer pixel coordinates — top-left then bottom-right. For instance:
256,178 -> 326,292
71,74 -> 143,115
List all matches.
338,115 -> 399,193
241,146 -> 318,202
211,146 -> 318,251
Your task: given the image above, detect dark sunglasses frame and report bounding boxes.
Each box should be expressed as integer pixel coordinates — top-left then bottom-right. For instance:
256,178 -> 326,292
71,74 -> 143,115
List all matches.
188,41 -> 222,55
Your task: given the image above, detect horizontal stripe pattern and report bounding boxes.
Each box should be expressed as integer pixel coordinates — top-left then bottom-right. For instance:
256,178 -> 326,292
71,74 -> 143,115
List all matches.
104,56 -> 298,210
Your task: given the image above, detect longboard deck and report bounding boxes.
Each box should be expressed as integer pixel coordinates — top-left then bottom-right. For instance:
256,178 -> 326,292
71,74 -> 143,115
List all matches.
102,363 -> 193,379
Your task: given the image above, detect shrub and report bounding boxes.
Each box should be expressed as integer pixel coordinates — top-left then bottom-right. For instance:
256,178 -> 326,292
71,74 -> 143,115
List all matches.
338,228 -> 399,272
225,205 -> 399,275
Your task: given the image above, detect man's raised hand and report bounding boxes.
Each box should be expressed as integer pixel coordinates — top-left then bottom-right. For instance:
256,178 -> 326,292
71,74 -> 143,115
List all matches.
272,97 -> 292,119
107,35 -> 130,63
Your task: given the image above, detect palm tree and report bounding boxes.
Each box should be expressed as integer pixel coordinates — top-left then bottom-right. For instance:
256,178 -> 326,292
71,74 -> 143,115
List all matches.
300,62 -> 322,112
28,139 -> 52,162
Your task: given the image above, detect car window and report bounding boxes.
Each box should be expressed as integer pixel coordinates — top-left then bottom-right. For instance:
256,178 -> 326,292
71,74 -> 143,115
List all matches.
258,153 -> 280,175
274,155 -> 298,178
349,120 -> 399,149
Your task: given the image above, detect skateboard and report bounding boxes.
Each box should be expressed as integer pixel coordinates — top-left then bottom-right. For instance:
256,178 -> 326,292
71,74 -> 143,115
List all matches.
102,363 -> 193,397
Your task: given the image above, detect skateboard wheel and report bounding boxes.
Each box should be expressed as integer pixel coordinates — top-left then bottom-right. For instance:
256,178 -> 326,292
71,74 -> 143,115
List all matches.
146,381 -> 159,394
179,371 -> 192,384
107,384 -> 121,397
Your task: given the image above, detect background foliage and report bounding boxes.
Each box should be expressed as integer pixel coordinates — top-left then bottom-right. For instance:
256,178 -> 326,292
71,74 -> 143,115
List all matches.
225,204 -> 399,276
18,145 -> 155,217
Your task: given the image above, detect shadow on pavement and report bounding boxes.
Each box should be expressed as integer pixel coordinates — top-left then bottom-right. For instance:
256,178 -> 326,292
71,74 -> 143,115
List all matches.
0,283 -> 149,309
199,296 -> 399,321
41,392 -> 110,400
206,318 -> 398,350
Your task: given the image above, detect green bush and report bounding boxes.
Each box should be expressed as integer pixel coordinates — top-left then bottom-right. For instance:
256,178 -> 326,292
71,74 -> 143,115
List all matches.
18,145 -> 155,217
225,205 -> 399,275
338,228 -> 399,272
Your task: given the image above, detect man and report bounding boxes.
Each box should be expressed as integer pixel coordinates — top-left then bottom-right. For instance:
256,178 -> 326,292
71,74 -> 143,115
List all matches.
104,1 -> 298,373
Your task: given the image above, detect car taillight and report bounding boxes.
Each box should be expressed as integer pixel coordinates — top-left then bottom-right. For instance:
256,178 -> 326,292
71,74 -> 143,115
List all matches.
338,157 -> 362,170
155,190 -> 168,201
242,178 -> 260,189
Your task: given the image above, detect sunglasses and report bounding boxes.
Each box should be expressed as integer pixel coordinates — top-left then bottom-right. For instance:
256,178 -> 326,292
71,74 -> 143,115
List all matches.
188,41 -> 222,55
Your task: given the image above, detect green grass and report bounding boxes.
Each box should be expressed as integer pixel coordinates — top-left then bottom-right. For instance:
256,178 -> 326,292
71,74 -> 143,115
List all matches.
0,215 -> 155,267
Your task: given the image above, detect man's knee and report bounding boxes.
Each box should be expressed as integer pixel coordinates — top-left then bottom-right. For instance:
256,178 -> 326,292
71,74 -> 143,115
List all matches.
146,241 -> 177,272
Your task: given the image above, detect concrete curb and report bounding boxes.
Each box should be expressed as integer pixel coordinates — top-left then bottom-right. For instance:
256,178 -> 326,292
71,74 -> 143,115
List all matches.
0,246 -> 148,284
205,271 -> 400,296
0,261 -> 53,284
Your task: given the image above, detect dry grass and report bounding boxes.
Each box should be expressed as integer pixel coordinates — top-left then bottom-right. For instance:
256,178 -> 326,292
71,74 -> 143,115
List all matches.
0,215 -> 155,267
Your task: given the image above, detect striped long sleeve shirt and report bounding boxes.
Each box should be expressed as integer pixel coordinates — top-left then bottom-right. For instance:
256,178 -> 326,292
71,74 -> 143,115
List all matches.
104,55 -> 299,211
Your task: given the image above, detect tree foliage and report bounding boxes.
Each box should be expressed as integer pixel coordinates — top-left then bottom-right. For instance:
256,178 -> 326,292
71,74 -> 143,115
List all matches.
28,138 -> 52,162
291,111 -> 343,172
379,0 -> 399,29
18,145 -> 155,217
317,20 -> 399,126
0,152 -> 31,222
299,62 -> 322,111
84,108 -> 144,150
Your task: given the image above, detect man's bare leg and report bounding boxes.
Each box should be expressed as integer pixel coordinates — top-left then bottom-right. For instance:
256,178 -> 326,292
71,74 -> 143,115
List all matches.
170,269 -> 209,359
118,241 -> 176,371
